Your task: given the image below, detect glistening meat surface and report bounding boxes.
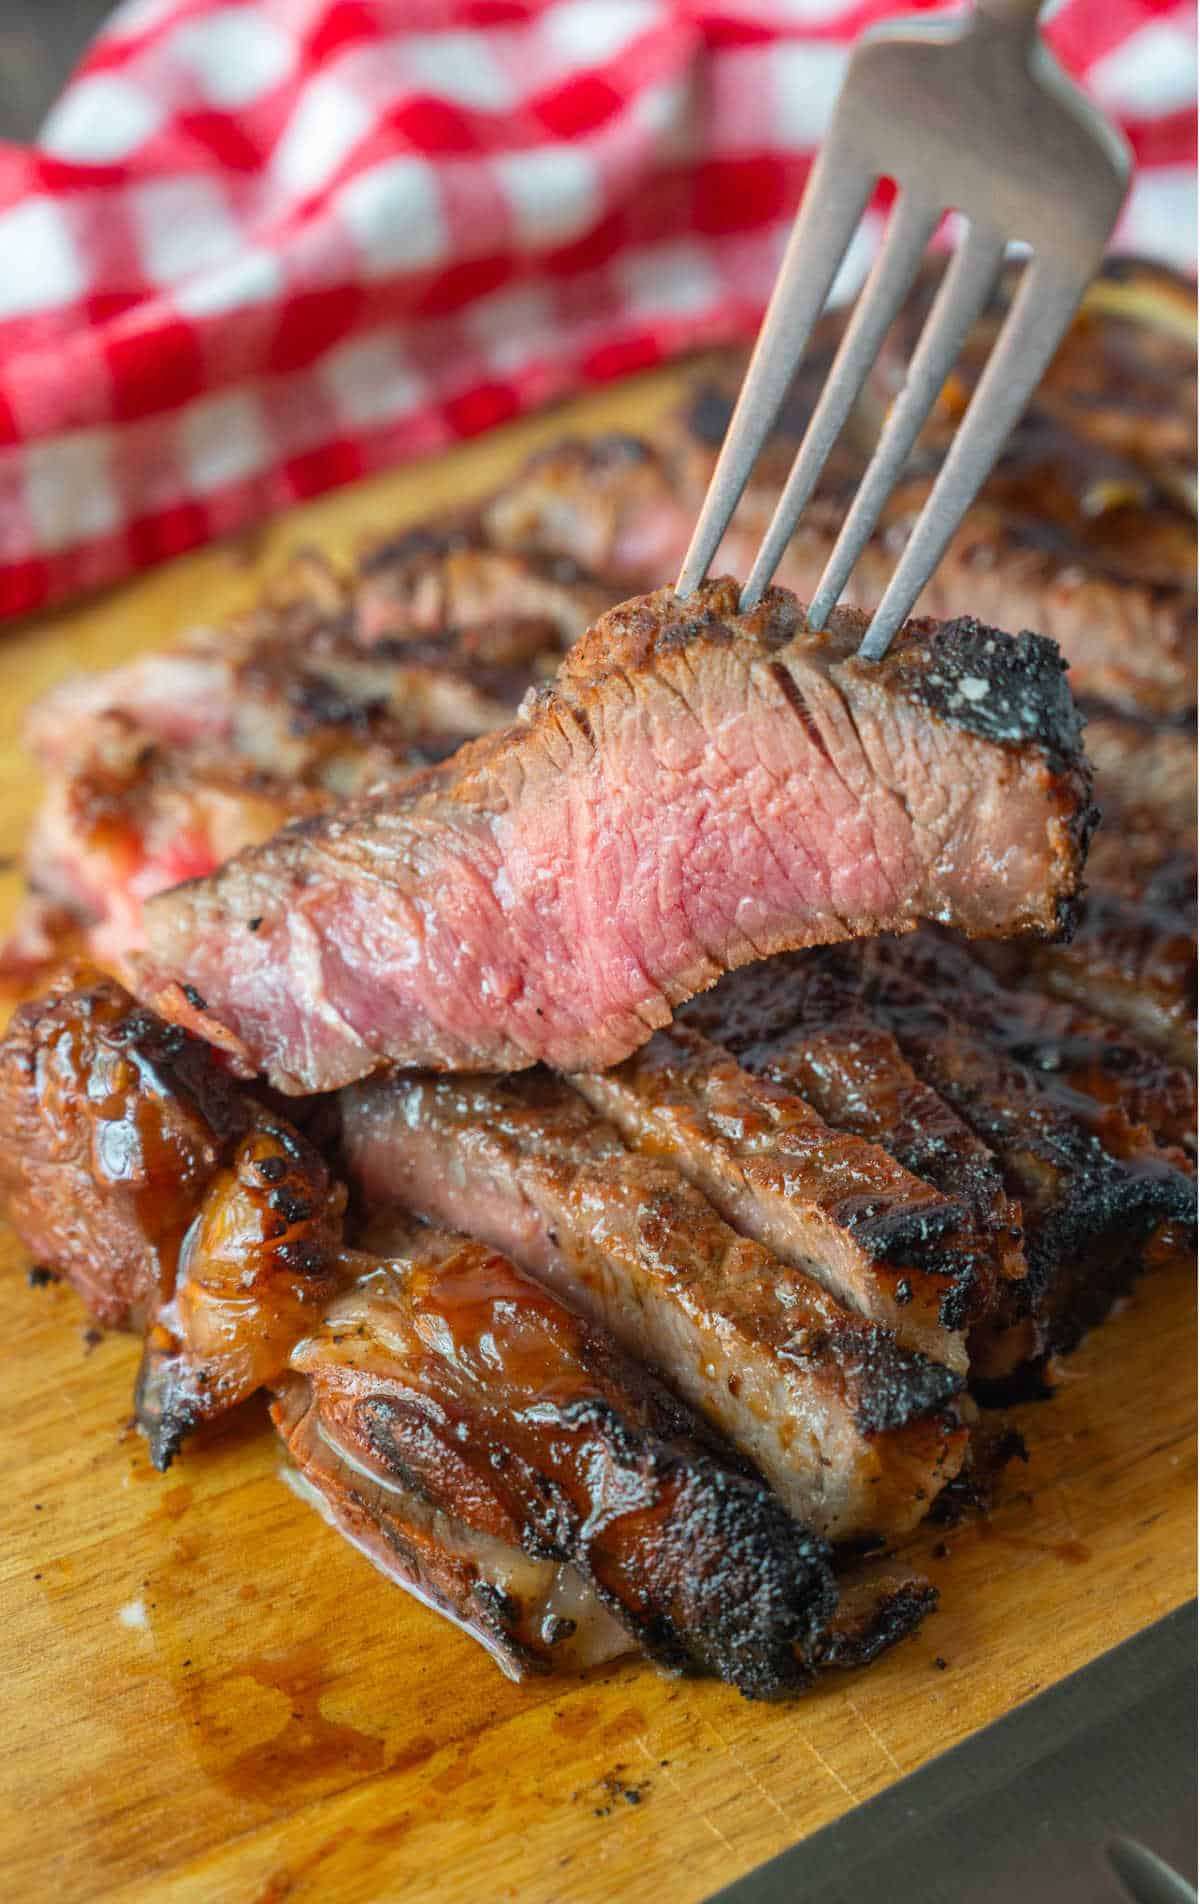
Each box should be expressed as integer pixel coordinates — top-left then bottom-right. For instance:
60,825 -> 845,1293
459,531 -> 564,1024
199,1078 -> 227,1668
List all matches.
141,580 -> 1093,1092
339,1069 -> 969,1543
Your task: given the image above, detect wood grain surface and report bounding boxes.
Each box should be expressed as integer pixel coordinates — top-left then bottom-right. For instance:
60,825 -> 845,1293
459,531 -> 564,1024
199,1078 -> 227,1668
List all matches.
0,368 -> 1194,1904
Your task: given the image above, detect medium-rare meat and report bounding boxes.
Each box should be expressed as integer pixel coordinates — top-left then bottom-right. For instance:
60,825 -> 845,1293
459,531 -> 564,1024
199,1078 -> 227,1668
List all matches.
857,939 -> 1196,1363
339,1069 -> 969,1543
141,579 -> 1093,1093
2,977 -> 941,1693
277,1227 -> 848,1698
572,1023 -> 1001,1372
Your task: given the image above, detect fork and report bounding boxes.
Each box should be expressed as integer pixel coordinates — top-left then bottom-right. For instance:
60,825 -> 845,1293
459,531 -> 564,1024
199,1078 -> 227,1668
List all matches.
675,0 -> 1131,662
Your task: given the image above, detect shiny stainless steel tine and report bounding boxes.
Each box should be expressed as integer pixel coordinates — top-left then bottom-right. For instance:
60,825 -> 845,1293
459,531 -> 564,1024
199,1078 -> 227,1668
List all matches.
805,224 -> 1007,631
740,192 -> 940,611
857,262 -> 1088,660
675,134 -> 872,600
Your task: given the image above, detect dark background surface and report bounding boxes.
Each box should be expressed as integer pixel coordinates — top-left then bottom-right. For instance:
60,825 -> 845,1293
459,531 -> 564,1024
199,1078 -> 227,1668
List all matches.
0,0 -> 113,142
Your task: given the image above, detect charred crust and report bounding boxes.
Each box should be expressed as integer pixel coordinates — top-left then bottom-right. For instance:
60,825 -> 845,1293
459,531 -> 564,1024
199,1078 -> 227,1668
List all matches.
836,1331 -> 964,1436
648,1461 -> 837,1698
903,619 -> 1087,771
815,1578 -> 938,1670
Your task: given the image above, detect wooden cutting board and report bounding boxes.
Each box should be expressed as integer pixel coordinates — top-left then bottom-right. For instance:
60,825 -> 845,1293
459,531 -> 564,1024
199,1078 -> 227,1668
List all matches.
0,368 -> 1194,1904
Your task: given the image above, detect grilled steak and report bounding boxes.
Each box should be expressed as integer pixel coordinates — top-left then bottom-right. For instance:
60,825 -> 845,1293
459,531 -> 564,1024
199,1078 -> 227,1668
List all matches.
857,938 -> 1196,1363
1012,882 -> 1197,1072
274,1382 -> 634,1681
340,1068 -> 969,1543
682,953 -> 1028,1312
0,969 -> 253,1331
20,543 -> 597,965
140,579 -> 1093,1092
278,1227 -> 850,1698
572,1023 -> 999,1371
0,969 -> 351,1461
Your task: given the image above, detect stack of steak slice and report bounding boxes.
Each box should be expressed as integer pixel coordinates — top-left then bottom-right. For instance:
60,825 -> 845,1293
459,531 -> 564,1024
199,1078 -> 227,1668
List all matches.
0,970 -> 936,1696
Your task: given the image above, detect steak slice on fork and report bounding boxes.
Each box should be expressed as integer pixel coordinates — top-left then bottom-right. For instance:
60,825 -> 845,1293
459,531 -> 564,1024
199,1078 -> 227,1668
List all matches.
141,578 -> 1093,1092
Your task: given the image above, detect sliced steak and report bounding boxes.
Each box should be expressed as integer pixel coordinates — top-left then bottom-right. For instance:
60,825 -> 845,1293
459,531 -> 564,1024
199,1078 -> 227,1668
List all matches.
141,579 -> 1093,1092
279,1228 -> 851,1698
339,1069 -> 968,1544
682,953 -> 1028,1317
0,969 -> 252,1330
21,543 -> 582,966
857,939 -> 1196,1365
0,969 -> 350,1461
901,932 -> 1195,1156
274,1382 -> 634,1682
573,1023 -> 995,1372
1015,884 -> 1197,1072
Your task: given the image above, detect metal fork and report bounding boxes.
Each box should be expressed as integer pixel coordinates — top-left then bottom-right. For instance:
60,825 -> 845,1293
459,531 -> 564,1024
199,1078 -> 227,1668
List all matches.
675,0 -> 1131,662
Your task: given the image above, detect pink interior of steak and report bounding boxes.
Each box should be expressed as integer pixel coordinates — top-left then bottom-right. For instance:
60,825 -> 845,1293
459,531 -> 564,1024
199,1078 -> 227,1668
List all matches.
135,580 -> 1092,1093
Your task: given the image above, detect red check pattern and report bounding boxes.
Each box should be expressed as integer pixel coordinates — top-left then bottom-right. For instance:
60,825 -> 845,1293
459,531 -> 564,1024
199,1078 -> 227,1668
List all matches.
0,0 -> 1194,620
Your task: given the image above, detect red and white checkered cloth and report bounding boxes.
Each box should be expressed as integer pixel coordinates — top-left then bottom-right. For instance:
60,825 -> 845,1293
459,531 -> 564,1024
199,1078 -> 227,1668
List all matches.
0,0 -> 1194,621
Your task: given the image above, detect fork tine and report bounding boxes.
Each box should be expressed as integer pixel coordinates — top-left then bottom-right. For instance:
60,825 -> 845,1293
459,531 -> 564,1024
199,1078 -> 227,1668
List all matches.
804,223 -> 1007,632
674,135 -> 873,600
856,264 -> 1090,661
739,192 -> 939,611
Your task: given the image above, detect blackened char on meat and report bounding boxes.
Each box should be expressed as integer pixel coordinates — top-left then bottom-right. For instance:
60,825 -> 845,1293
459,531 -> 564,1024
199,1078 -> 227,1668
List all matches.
681,952 -> 1030,1366
0,975 -> 936,1691
855,937 -> 1196,1369
279,1228 -> 845,1699
572,1022 -> 998,1372
140,579 -> 1093,1093
274,1380 -> 634,1681
339,1068 -> 970,1544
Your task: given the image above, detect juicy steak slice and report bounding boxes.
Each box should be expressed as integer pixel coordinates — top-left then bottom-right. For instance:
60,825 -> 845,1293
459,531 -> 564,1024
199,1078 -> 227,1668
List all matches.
280,1228 -> 849,1698
339,1070 -> 968,1543
0,969 -> 252,1331
21,541 -> 588,966
572,1023 -> 993,1372
0,969 -> 350,1461
903,933 -> 1195,1156
682,953 -> 1028,1321
857,939 -> 1196,1362
273,1382 -> 634,1682
1014,884 -> 1197,1073
141,579 -> 1093,1093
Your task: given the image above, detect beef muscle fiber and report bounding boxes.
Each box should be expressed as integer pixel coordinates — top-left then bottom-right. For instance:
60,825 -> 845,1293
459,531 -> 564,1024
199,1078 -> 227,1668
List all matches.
140,579 -> 1094,1093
